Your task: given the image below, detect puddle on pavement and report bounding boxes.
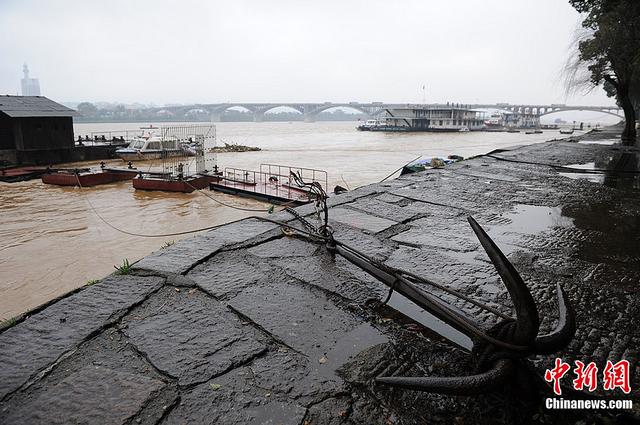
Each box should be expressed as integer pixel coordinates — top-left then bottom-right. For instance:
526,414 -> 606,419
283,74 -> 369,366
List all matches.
578,139 -> 619,146
559,162 -> 605,184
386,292 -> 473,350
488,204 -> 575,255
560,152 -> 640,190
316,323 -> 389,378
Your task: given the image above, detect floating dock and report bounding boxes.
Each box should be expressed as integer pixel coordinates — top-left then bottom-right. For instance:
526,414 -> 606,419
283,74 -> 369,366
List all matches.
209,164 -> 326,206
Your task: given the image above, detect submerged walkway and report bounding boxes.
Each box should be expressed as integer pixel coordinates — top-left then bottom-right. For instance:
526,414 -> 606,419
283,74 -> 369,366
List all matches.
1,130 -> 639,424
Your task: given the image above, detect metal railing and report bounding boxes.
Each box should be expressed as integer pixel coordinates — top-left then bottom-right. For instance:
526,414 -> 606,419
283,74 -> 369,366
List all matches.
219,164 -> 327,202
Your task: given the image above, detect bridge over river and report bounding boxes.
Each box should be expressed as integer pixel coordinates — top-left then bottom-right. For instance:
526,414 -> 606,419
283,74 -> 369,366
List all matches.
154,102 -> 623,123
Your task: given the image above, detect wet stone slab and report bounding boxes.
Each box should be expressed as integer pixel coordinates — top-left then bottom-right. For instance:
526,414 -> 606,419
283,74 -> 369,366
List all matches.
246,236 -> 319,258
348,197 -> 424,223
227,279 -> 386,360
0,275 -> 163,400
272,252 -> 387,304
121,287 -> 267,386
187,250 -> 275,299
134,218 -> 278,275
391,216 -> 480,252
1,328 -> 176,425
329,207 -> 398,233
1,366 -> 164,425
163,366 -> 307,425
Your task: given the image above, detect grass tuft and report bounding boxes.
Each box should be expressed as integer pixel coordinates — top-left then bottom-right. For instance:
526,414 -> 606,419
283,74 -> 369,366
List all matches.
114,259 -> 132,275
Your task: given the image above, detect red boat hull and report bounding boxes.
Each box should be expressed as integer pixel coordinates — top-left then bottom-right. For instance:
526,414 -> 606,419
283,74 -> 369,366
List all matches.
132,174 -> 219,193
42,170 -> 138,187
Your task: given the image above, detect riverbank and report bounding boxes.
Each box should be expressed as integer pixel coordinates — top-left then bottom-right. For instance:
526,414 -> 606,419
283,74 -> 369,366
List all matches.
0,121 -> 563,321
1,129 -> 639,424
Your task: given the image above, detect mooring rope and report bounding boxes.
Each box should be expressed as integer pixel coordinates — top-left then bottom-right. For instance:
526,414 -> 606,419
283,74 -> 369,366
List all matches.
74,173 -> 246,237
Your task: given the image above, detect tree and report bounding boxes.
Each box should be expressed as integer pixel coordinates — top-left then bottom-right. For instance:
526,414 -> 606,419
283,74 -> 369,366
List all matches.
569,0 -> 640,143
76,102 -> 98,118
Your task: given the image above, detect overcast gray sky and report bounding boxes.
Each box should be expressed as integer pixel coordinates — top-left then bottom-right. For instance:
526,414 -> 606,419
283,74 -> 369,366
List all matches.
0,0 -> 615,106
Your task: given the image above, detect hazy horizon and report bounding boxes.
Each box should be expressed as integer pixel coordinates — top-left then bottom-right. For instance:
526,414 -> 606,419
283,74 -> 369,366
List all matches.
0,0 -> 618,107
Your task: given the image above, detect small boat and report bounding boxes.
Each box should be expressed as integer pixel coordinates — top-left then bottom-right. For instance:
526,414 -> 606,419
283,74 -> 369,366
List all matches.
115,127 -> 194,161
506,129 -> 520,133
356,119 -> 385,131
42,164 -> 138,187
0,166 -> 48,183
459,126 -> 470,132
559,129 -> 575,135
132,171 -> 221,193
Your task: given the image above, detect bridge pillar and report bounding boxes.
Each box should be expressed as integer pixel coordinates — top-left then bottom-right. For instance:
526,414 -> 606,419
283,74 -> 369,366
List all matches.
253,111 -> 265,122
210,111 -> 223,122
303,112 -> 316,123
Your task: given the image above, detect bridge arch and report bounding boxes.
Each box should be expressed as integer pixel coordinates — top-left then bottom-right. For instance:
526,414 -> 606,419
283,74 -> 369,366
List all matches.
258,105 -> 305,115
539,108 -> 624,119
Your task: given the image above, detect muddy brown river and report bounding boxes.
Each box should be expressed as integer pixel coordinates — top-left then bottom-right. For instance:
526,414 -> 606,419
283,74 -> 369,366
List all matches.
0,121 -> 568,320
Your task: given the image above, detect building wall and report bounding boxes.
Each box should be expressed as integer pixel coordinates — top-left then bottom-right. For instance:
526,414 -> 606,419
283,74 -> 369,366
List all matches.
15,117 -> 74,151
0,114 -> 15,150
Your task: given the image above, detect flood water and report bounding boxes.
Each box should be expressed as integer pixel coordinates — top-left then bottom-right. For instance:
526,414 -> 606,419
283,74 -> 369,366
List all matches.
1,121 -> 566,320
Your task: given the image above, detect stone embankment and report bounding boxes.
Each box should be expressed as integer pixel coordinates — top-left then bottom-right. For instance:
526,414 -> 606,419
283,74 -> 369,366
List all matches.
1,130 -> 639,424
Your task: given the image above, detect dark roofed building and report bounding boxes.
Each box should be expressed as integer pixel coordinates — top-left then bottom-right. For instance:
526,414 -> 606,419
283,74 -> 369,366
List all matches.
0,95 -> 76,165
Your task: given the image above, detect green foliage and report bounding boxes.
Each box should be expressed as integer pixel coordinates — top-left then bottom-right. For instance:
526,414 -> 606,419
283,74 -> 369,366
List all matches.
85,279 -> 100,286
114,259 -> 132,275
1,316 -> 17,330
161,240 -> 175,249
569,0 -> 640,140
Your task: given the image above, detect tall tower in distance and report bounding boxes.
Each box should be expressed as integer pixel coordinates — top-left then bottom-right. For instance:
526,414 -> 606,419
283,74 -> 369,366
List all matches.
21,63 -> 41,96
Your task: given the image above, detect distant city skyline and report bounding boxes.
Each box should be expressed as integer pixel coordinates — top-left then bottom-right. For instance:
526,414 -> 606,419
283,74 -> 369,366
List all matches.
0,0 -> 618,106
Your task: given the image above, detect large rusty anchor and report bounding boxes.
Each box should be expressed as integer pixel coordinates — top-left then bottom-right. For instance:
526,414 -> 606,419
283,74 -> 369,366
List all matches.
330,216 -> 576,395
283,172 -> 575,394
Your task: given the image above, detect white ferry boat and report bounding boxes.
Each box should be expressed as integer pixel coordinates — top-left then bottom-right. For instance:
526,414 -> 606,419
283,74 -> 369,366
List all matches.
356,119 -> 386,131
367,106 -> 484,132
115,128 -> 192,161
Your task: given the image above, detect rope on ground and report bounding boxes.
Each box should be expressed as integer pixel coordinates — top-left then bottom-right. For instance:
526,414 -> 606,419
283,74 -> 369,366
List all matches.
379,155 -> 422,182
486,153 -> 640,175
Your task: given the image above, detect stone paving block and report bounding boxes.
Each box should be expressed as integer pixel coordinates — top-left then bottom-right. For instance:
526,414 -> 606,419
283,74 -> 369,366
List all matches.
163,366 -> 307,425
135,218 -> 278,274
0,275 -> 163,400
227,280 -> 387,360
329,207 -> 397,233
188,251 -> 273,299
1,366 -> 164,425
1,328 -> 177,425
391,216 -> 480,252
247,236 -> 319,258
272,253 -> 387,304
331,222 -> 395,260
121,287 -> 266,386
349,197 -> 423,223
375,192 -> 405,204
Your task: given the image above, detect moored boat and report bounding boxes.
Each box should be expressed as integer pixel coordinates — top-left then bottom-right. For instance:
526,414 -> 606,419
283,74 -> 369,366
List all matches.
132,171 -> 221,193
115,127 -> 194,161
41,165 -> 138,187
